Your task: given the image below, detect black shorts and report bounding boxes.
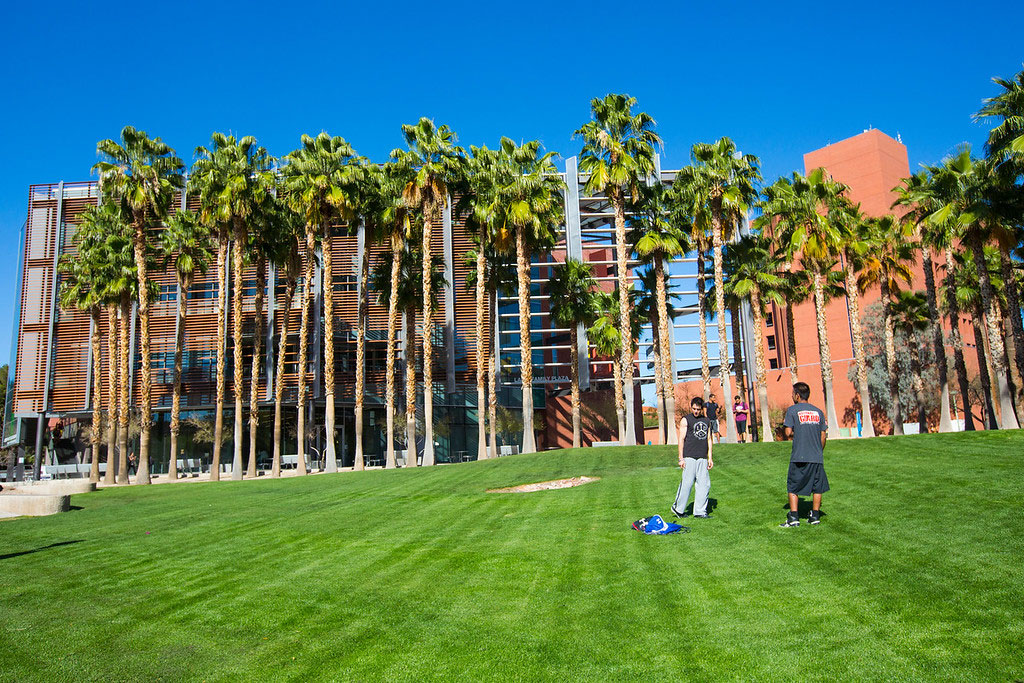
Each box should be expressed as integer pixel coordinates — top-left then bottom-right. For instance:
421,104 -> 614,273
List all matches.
787,461 -> 830,495
736,420 -> 747,434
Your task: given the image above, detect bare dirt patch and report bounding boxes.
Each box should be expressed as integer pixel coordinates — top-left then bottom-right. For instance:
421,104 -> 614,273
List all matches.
487,476 -> 599,493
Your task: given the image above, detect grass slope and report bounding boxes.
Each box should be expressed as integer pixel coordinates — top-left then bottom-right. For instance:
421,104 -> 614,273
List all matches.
1,431 -> 1022,681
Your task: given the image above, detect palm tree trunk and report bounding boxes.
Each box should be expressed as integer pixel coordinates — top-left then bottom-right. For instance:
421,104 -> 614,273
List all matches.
570,326 -> 581,448
211,237 -> 228,481
971,313 -> 998,430
999,250 -> 1024,410
169,276 -> 187,481
944,247 -> 975,430
297,230 -> 315,476
323,226 -> 339,473
749,285 -> 773,442
613,349 -> 626,440
1000,313 -> 1023,425
516,226 -> 536,454
488,290 -> 499,458
89,307 -> 102,483
655,260 -> 677,444
909,335 -> 927,430
131,218 -> 153,484
881,280 -> 903,435
421,208 -> 436,466
272,274 -> 295,478
812,271 -> 841,439
247,256 -> 266,478
922,247 -> 953,432
613,191 -> 637,446
385,240 -> 402,469
970,238 -> 1019,429
104,305 -> 118,485
353,231 -> 369,471
711,214 -> 736,443
475,248 -> 489,459
697,251 -> 711,400
405,307 -> 417,465
231,220 -> 245,480
651,305 -> 666,444
786,304 -> 799,384
117,297 -> 130,484
844,266 -> 875,437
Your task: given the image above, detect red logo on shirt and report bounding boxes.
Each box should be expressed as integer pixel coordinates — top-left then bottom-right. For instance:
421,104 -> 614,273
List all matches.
797,410 -> 821,424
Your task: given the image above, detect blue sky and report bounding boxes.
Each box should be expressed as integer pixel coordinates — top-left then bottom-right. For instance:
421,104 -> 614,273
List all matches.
0,0 -> 1021,365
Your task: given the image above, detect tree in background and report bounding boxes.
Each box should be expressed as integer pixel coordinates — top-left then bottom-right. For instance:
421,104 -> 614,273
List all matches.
575,94 -> 661,447
94,126 -> 184,484
393,118 -> 465,466
160,210 -> 212,480
630,182 -> 687,443
548,259 -> 599,448
674,138 -> 760,443
283,133 -> 363,472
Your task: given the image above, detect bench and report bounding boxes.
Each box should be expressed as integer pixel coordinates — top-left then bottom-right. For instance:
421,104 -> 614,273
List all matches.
280,454 -> 312,470
41,463 -> 92,479
498,445 -> 520,457
175,458 -> 203,476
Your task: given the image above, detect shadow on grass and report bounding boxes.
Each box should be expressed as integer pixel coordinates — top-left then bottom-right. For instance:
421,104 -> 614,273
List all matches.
676,497 -> 719,516
780,500 -> 827,520
0,540 -> 84,561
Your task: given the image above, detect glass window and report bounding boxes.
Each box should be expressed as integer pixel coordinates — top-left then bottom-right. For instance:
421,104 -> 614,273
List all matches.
765,312 -> 774,328
767,335 -> 776,351
769,357 -> 779,369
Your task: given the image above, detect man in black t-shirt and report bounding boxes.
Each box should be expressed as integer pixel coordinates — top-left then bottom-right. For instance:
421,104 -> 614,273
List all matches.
704,396 -> 720,444
672,397 -> 714,519
780,382 -> 829,528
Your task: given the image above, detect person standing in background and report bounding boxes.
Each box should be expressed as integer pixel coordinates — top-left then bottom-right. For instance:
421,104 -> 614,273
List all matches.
733,394 -> 749,443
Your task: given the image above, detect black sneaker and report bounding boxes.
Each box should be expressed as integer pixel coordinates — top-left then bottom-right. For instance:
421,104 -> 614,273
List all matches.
808,510 -> 821,525
780,512 -> 800,528
693,513 -> 713,519
671,507 -> 689,518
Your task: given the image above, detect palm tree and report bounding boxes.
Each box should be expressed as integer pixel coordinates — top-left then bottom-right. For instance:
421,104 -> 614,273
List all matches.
977,68 -> 1024,396
191,136 -> 249,479
589,292 -> 626,439
890,290 -> 932,430
392,119 -> 466,466
766,168 -> 850,439
857,215 -> 915,435
371,240 -> 446,465
634,266 -> 684,443
282,133 -> 363,472
194,134 -> 276,480
490,138 -> 563,453
160,210 -> 212,480
548,259 -> 599,447
722,233 -> 786,441
674,139 -> 761,443
630,182 -> 687,443
363,162 -> 412,469
94,126 -> 184,484
925,149 -> 1019,429
575,94 -> 662,447
58,219 -> 106,482
461,145 -> 506,459
466,244 -> 517,458
838,205 -> 880,437
893,172 -> 956,432
271,225 -> 302,478
71,201 -> 130,484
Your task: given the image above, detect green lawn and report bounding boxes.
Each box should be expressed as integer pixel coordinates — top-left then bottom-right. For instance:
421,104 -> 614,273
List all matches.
1,431 -> 1022,681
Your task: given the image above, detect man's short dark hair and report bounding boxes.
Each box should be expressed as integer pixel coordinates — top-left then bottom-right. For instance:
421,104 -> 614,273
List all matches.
690,397 -> 705,408
793,382 -> 811,401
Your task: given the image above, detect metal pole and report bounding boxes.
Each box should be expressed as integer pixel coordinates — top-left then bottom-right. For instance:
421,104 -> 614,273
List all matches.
564,156 -> 590,390
36,182 -> 65,480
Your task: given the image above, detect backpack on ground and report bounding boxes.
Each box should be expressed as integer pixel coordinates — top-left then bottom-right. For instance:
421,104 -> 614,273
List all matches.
632,515 -> 688,534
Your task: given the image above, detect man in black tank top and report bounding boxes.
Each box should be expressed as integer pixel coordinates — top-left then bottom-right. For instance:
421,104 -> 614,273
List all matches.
673,397 -> 715,518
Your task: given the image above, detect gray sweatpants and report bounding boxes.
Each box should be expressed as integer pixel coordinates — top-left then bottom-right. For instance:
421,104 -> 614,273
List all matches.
674,457 -> 710,516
